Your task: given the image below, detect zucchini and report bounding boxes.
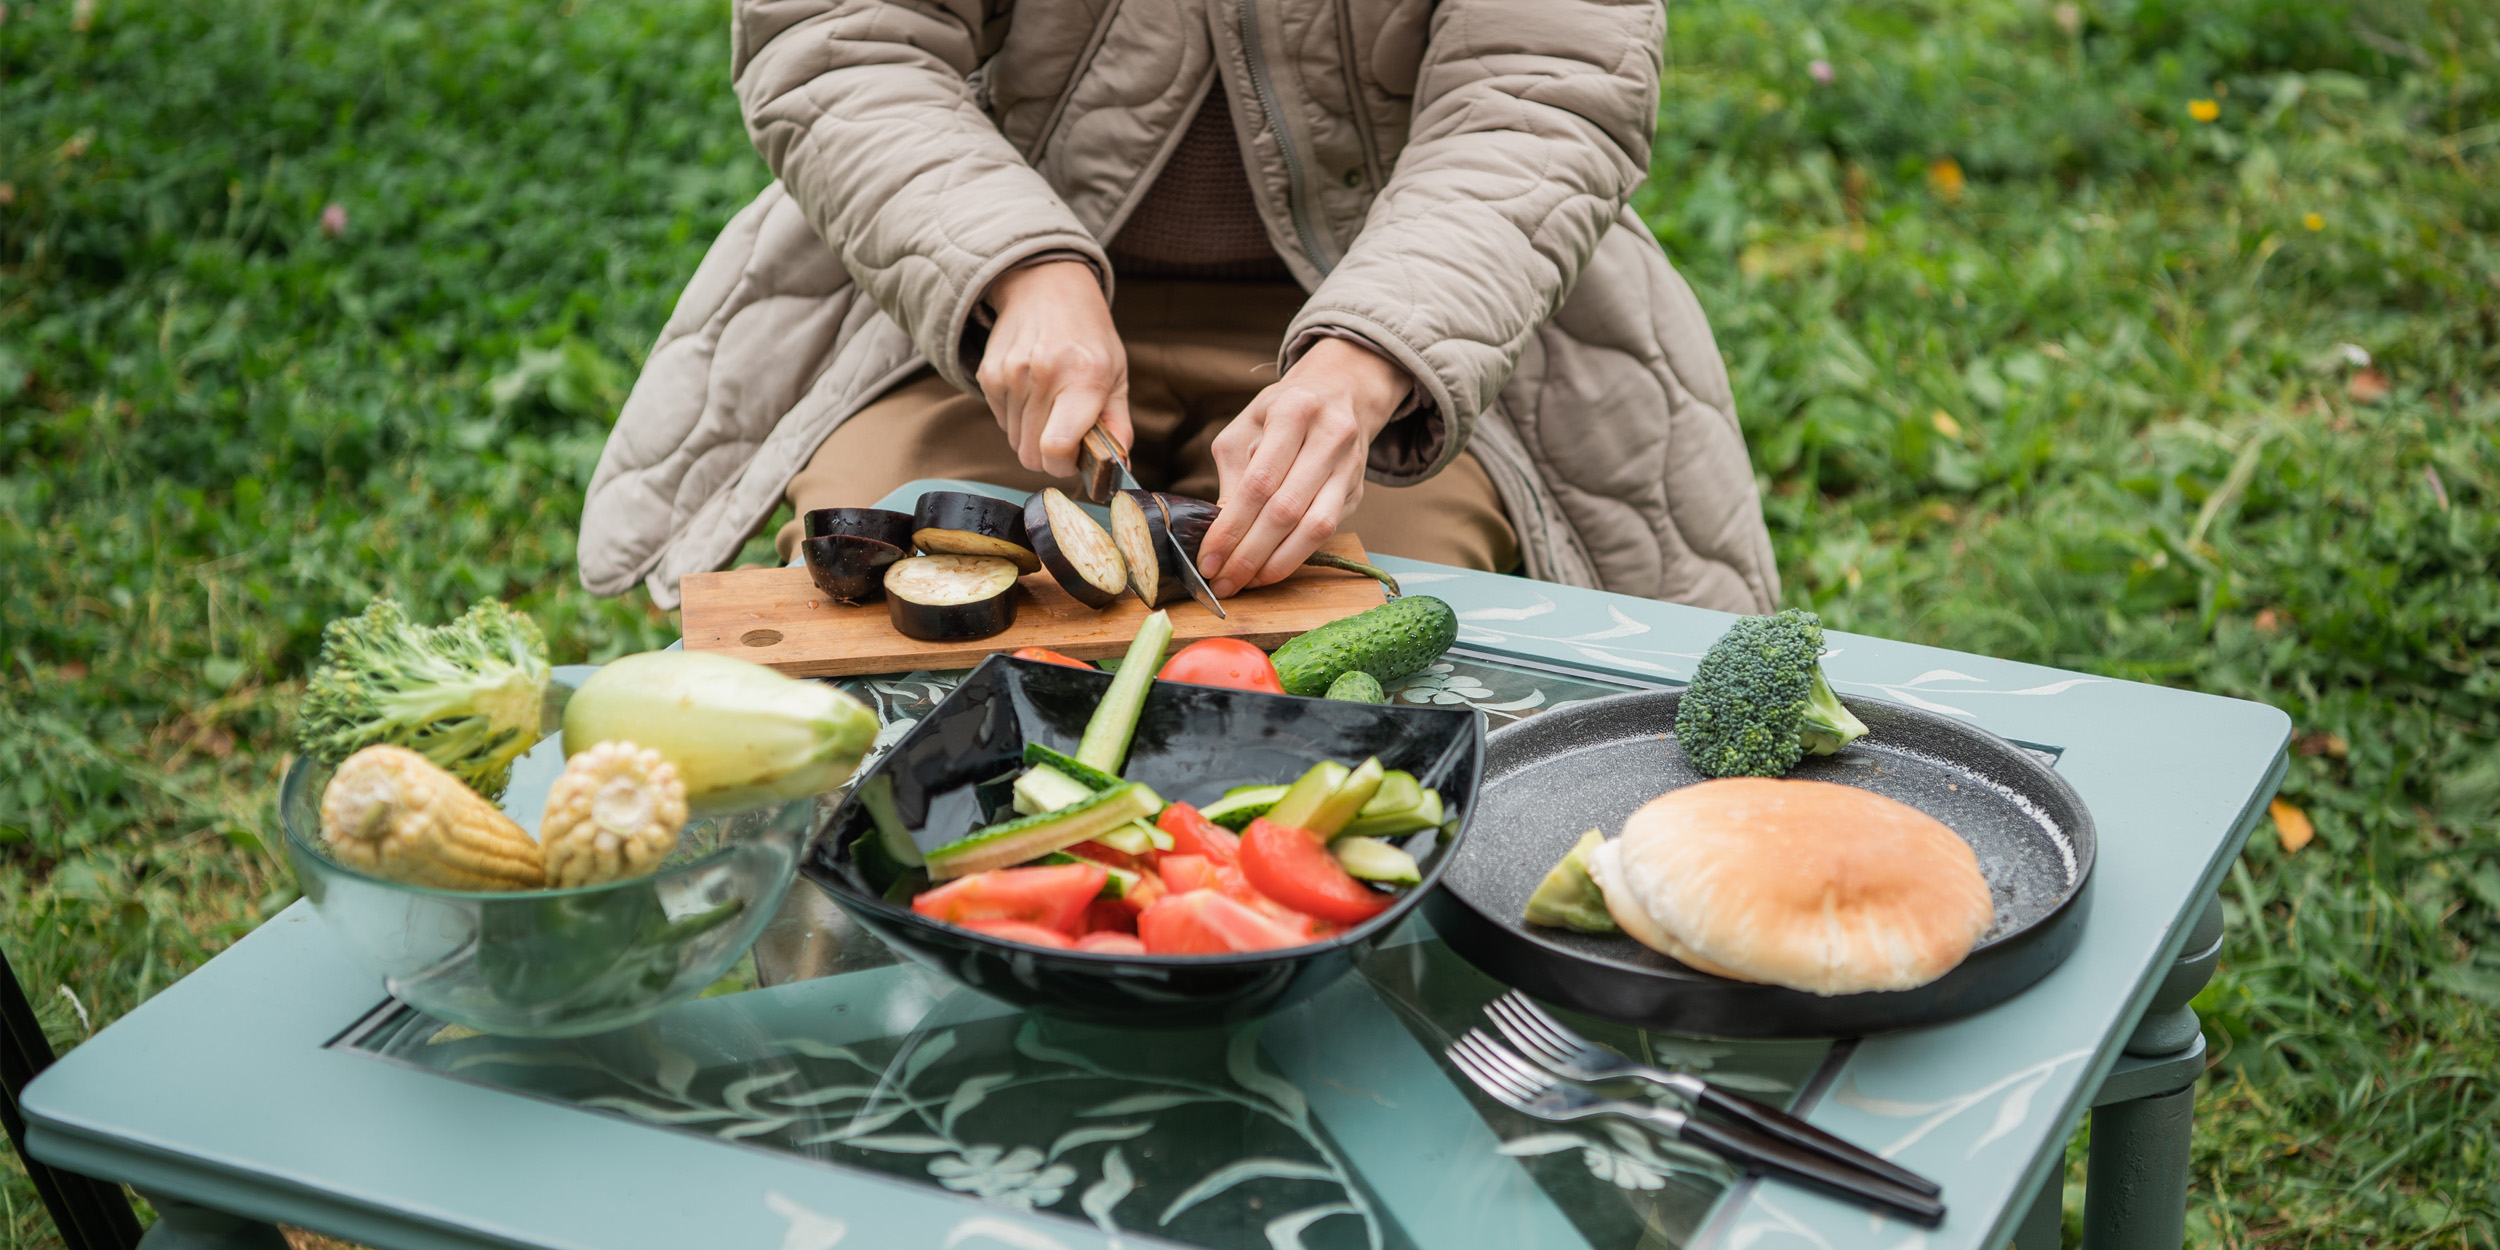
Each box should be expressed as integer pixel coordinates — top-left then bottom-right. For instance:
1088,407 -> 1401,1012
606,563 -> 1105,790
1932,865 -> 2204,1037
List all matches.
1077,611 -> 1173,774
1011,764 -> 1094,817
1341,788 -> 1443,840
1323,670 -> 1387,703
1332,836 -> 1422,886
1264,760 -> 1350,831
1270,596 -> 1459,697
1305,757 -> 1385,838
1201,784 -> 1288,831
923,782 -> 1160,879
1021,742 -> 1123,792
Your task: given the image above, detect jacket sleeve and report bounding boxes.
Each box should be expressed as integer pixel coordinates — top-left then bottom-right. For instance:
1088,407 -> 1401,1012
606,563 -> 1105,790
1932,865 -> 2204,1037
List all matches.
1284,0 -> 1662,485
733,0 -> 1111,391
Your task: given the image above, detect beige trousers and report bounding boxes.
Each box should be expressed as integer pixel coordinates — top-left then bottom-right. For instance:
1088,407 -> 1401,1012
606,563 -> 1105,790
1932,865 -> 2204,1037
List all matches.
775,280 -> 1519,573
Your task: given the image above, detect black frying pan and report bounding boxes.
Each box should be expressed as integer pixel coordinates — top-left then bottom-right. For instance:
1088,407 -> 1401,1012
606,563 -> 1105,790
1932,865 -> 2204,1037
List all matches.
1424,689 -> 2094,1038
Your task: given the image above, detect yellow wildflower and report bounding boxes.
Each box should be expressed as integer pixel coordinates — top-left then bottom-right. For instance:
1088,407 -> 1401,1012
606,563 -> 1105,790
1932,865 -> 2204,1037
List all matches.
2302,212 -> 2325,231
2188,99 -> 2220,123
1926,158 -> 1965,203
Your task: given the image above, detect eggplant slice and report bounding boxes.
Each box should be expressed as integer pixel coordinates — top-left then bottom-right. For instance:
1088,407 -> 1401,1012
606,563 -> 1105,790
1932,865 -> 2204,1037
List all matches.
1110,490 -> 1185,607
885,555 -> 1021,641
913,492 -> 1040,575
805,506 -> 915,549
802,534 -> 906,604
1123,492 -> 1403,598
1026,487 -> 1129,609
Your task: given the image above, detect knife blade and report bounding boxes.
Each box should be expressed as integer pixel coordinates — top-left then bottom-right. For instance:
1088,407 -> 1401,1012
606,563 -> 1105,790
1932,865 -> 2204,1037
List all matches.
1082,425 -> 1227,619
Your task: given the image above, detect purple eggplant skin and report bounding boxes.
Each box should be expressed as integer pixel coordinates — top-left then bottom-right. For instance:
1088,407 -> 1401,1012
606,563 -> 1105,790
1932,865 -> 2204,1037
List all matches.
804,507 -> 915,549
912,491 -> 1039,574
802,535 -> 906,604
1024,488 -> 1128,609
884,555 -> 1020,641
1132,492 -> 1402,597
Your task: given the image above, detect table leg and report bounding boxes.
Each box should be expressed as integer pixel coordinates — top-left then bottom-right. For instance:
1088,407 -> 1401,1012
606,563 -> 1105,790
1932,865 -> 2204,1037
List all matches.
2011,1168 -> 2063,1250
2081,894 -> 2223,1250
130,1192 -> 290,1250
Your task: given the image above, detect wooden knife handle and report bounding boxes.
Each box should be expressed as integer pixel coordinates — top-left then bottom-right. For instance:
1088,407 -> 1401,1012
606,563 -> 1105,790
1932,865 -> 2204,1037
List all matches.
1073,424 -> 1126,505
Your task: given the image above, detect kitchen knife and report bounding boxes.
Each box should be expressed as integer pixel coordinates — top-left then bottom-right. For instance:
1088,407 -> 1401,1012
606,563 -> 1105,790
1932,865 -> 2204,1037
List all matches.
1081,425 -> 1227,619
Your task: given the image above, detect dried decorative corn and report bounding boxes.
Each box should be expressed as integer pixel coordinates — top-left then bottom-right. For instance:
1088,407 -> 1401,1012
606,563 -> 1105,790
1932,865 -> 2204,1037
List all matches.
321,745 -> 543,890
540,740 -> 687,888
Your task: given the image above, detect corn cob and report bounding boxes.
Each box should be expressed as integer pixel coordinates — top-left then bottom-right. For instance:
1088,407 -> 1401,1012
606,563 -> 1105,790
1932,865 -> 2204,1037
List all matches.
540,740 -> 687,888
320,744 -> 544,890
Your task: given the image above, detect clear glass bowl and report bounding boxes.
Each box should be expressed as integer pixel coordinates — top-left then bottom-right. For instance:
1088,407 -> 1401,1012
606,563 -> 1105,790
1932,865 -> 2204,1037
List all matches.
282,720 -> 812,1038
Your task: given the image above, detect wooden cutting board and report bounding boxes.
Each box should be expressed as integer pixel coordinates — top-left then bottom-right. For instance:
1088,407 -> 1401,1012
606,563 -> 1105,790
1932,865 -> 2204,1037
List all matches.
679,533 -> 1389,678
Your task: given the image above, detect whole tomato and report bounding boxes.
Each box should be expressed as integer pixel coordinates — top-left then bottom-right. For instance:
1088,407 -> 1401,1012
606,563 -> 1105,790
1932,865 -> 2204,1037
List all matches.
1156,638 -> 1285,694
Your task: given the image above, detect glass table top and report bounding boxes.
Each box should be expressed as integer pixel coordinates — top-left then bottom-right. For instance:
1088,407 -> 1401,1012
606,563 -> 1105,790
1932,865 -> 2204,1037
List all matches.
334,649 -> 1844,1250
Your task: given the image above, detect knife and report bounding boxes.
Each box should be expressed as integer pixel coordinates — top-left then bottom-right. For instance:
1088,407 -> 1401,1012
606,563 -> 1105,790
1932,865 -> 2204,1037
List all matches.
1081,424 -> 1228,619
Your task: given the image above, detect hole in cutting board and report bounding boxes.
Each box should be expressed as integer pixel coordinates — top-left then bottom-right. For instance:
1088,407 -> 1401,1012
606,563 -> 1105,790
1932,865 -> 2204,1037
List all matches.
740,629 -> 784,648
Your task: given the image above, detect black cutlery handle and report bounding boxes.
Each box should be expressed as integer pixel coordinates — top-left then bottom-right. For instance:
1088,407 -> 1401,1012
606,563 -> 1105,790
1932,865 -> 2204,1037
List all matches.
1691,1085 -> 1942,1197
1679,1115 -> 1947,1227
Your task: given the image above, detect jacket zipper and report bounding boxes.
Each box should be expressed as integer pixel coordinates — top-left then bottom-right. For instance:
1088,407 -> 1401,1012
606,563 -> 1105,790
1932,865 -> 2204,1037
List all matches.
1237,0 -> 1333,274
1331,0 -> 1384,188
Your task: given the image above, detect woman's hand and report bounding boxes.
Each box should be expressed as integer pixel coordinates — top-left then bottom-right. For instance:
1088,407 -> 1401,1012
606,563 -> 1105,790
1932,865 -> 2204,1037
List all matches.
977,261 -> 1130,478
1198,336 -> 1411,598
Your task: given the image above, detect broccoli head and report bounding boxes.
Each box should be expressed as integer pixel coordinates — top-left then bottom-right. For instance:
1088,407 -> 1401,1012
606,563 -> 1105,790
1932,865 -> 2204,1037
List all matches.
297,598 -> 550,799
1673,608 -> 1869,778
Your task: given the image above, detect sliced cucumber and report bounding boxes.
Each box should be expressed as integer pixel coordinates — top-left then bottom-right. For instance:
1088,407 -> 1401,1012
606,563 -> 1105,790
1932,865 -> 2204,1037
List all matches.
1201,784 -> 1288,831
1012,764 -> 1094,817
1038,851 -> 1143,899
1361,770 -> 1424,818
924,782 -> 1160,879
1092,821 -> 1156,857
1136,818 -> 1174,852
1022,742 -> 1123,792
856,773 -> 923,868
1306,757 -> 1385,838
1264,761 -> 1350,831
1332,836 -> 1422,886
1340,788 -> 1443,840
1077,611 -> 1173,775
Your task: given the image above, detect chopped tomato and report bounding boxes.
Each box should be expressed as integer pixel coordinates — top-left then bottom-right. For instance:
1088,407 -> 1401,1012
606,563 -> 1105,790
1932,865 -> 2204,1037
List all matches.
1011,647 -> 1097,670
960,919 -> 1074,949
1073,932 -> 1148,955
1158,853 -> 1219,895
1156,638 -> 1285,694
1138,890 -> 1310,954
1156,802 -> 1241,865
912,862 -> 1108,936
1240,818 -> 1392,927
1083,898 -> 1138,934
1157,854 -> 1319,938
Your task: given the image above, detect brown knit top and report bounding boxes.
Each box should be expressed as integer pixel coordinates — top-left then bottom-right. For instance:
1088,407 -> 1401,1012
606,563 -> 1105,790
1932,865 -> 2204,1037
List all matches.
1106,85 -> 1294,281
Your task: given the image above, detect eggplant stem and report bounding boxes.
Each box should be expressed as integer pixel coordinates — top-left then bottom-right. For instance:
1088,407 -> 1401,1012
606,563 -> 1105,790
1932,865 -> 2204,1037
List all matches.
1303,553 -> 1401,597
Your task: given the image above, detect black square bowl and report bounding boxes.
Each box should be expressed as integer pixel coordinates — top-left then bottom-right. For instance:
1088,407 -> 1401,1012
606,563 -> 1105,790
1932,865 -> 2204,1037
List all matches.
804,654 -> 1483,1027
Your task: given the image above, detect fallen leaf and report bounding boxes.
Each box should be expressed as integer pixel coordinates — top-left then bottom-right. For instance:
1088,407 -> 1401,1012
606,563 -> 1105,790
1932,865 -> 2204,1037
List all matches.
2294,732 -> 2348,759
2348,368 -> 2390,403
1930,410 -> 1963,439
2271,798 -> 2314,853
2253,608 -> 2280,633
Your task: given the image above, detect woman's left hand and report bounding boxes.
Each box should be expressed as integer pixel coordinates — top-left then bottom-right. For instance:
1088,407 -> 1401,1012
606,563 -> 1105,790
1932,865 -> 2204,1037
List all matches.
1197,337 -> 1411,598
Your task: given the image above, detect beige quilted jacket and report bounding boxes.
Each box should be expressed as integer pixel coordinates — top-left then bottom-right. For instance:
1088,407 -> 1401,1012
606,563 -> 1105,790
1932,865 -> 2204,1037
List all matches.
579,0 -> 1777,613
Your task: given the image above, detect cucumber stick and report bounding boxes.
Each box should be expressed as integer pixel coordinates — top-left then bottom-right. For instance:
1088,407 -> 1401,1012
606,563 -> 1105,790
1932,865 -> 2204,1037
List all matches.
1340,788 -> 1443,840
1264,761 -> 1349,831
1022,742 -> 1122,792
924,782 -> 1159,879
1306,757 -> 1385,838
1077,611 -> 1172,774
1362,770 -> 1423,817
1332,836 -> 1421,885
855,773 -> 923,868
1012,764 -> 1094,817
1200,784 -> 1288,831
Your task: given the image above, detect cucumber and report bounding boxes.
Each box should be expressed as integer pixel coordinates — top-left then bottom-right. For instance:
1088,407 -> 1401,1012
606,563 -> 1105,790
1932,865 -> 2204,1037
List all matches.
1361,770 -> 1424,817
1012,764 -> 1095,816
1201,784 -> 1288,831
1264,761 -> 1349,831
1039,851 -> 1143,898
856,774 -> 923,868
1340,788 -> 1443,840
924,782 -> 1161,879
1332,836 -> 1422,886
1270,596 -> 1458,697
1077,611 -> 1173,774
1090,818 -> 1169,857
1306,757 -> 1385,838
1324,670 -> 1386,703
1022,742 -> 1123,792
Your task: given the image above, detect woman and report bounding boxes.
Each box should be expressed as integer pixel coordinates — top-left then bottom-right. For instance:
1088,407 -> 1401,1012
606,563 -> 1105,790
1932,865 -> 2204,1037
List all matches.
579,0 -> 1776,614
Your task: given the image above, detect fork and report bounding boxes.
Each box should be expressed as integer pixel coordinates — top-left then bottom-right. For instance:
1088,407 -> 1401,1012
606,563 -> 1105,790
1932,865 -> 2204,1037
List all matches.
1446,1030 -> 1946,1227
1485,990 -> 1941,1198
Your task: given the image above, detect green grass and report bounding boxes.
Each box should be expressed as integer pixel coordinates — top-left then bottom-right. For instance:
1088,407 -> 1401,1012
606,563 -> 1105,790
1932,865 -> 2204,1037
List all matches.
3,0 -> 2494,1246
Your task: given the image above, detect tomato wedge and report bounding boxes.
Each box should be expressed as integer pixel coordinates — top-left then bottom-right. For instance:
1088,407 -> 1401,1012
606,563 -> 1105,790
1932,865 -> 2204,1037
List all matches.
1156,802 -> 1241,865
1157,854 -> 1319,938
1138,890 -> 1310,954
1073,932 -> 1148,955
960,919 -> 1075,949
1011,647 -> 1097,670
1156,638 -> 1285,694
912,862 -> 1107,936
1239,818 -> 1392,927
1084,898 -> 1137,935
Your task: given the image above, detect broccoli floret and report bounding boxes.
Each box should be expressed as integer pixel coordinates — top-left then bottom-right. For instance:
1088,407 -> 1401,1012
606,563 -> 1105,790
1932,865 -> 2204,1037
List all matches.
296,598 -> 549,799
1673,608 -> 1869,778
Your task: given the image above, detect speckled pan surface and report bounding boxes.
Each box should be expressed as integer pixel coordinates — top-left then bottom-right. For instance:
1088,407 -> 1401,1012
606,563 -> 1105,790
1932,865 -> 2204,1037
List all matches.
1425,689 -> 2096,1038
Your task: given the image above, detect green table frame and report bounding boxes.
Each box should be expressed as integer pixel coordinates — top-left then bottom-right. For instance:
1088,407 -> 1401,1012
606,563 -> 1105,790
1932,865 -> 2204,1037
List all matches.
20,484 -> 2287,1250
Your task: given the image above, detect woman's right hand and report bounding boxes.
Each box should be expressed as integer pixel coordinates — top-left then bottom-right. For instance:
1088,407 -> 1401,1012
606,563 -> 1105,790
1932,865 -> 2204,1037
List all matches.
977,261 -> 1131,478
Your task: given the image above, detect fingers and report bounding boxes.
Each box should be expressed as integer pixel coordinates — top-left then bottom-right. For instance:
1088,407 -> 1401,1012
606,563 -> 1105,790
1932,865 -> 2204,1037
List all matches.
1199,396 -> 1301,593
1036,382 -> 1110,479
1205,386 -> 1368,598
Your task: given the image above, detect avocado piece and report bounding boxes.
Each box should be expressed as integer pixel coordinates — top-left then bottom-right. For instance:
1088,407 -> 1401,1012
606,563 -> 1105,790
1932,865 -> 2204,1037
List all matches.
1271,596 -> 1459,697
1523,829 -> 1618,934
924,782 -> 1161,879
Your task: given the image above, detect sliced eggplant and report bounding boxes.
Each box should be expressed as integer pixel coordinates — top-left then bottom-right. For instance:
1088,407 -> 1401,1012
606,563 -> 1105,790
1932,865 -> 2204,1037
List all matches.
1109,490 -> 1186,607
885,554 -> 1021,641
1025,487 -> 1128,609
804,506 -> 915,549
1126,492 -> 1402,597
913,492 -> 1039,575
802,534 -> 906,604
